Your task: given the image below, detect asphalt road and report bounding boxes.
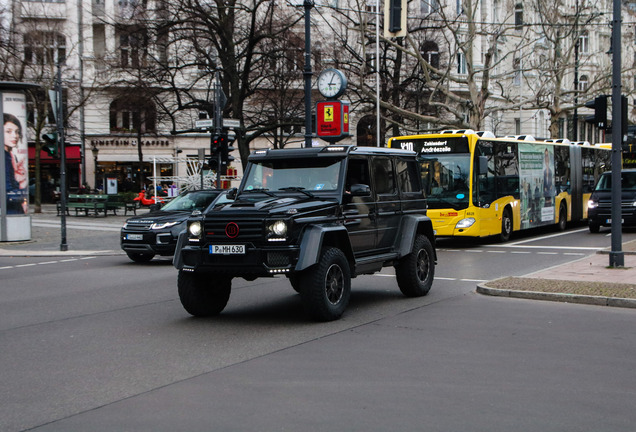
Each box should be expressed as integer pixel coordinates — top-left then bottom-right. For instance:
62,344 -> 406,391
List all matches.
1,226 -> 636,431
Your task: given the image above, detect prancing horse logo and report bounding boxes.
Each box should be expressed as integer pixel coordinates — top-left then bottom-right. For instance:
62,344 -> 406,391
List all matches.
225,222 -> 239,238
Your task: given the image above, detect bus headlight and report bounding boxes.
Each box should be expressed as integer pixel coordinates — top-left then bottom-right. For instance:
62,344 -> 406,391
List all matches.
455,218 -> 476,229
587,200 -> 598,209
188,221 -> 203,238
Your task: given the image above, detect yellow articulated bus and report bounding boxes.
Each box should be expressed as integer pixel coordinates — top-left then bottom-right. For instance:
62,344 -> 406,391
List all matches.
388,130 -> 611,241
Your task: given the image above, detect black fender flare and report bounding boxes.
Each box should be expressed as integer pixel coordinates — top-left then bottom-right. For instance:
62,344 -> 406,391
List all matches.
295,225 -> 353,271
172,230 -> 188,269
395,215 -> 437,261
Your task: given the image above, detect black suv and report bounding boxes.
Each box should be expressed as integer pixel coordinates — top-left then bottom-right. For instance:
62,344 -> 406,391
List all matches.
173,145 -> 436,321
121,189 -> 224,262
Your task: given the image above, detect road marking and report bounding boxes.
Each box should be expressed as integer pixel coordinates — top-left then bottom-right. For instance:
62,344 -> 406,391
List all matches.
506,227 -> 589,245
15,263 -> 37,267
537,252 -> 559,255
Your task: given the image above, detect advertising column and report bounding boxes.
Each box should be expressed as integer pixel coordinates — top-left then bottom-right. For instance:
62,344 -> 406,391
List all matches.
1,84 -> 35,241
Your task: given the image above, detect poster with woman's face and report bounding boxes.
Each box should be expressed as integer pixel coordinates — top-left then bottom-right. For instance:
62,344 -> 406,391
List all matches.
3,92 -> 29,214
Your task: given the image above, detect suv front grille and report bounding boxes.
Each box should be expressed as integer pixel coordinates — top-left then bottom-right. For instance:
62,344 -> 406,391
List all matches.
204,218 -> 263,241
125,221 -> 153,230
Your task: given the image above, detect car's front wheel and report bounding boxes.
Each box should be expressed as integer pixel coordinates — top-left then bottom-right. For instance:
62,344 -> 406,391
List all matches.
126,251 -> 155,263
395,234 -> 435,297
178,271 -> 231,317
300,248 -> 351,321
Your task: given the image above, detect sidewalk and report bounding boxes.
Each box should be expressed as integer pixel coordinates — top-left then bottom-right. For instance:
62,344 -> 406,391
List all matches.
0,203 -> 146,257
478,240 -> 636,308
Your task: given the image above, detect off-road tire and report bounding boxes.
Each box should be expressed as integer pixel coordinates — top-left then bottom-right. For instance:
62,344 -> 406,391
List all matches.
498,208 -> 513,242
178,270 -> 231,317
126,251 -> 155,263
395,234 -> 435,297
300,248 -> 351,321
589,221 -> 600,233
288,273 -> 302,293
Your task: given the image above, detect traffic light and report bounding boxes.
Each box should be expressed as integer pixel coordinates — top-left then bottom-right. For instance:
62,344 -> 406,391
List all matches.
221,133 -> 236,175
209,134 -> 222,170
585,95 -> 608,129
42,132 -> 58,158
388,0 -> 403,32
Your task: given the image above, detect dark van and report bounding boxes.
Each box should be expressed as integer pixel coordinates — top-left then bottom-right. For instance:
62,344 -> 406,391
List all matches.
587,169 -> 636,232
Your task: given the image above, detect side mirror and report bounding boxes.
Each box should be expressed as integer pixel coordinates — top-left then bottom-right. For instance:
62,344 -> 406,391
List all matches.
149,203 -> 162,211
349,184 -> 371,197
227,188 -> 237,200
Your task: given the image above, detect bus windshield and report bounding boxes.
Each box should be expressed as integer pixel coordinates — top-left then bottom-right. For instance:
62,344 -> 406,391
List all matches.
420,154 -> 471,210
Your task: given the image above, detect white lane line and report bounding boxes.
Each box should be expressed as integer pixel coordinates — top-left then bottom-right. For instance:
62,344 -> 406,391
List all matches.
505,227 -> 589,245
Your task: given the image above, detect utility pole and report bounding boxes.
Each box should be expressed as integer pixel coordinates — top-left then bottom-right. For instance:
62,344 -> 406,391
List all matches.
609,0 -> 624,267
303,0 -> 314,148
56,62 -> 68,251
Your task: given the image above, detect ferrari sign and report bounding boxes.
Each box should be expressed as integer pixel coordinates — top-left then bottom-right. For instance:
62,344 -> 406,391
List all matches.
316,100 -> 350,142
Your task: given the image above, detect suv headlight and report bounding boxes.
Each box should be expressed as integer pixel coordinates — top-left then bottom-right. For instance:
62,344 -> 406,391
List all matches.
188,221 -> 203,238
151,221 -> 179,230
267,220 -> 288,241
587,199 -> 598,209
455,218 -> 476,229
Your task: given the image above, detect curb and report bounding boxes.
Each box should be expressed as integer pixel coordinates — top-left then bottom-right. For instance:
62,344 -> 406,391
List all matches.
0,250 -> 124,257
476,283 -> 636,309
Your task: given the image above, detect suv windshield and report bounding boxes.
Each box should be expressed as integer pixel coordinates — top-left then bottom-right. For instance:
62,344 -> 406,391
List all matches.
595,172 -> 636,191
160,191 -> 219,211
243,157 -> 344,193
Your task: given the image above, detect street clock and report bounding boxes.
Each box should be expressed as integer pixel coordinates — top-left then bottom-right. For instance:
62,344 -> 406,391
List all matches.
317,68 -> 347,99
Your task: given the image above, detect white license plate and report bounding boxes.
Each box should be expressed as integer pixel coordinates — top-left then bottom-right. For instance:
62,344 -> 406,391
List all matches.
210,244 -> 245,255
126,234 -> 143,240
606,219 -> 624,224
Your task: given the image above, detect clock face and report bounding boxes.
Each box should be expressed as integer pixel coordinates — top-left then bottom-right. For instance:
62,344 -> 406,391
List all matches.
318,68 -> 347,99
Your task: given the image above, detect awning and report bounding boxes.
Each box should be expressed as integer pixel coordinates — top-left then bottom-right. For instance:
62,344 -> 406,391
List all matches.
28,145 -> 81,163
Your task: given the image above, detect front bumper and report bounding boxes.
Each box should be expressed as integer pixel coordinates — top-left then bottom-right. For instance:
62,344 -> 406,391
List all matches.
120,229 -> 177,256
179,242 -> 301,276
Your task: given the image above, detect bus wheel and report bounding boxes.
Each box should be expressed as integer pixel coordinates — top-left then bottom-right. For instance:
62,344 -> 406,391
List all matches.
499,208 -> 512,242
558,203 -> 567,231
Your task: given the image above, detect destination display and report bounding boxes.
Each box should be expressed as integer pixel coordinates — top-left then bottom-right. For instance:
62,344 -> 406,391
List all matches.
392,136 -> 470,154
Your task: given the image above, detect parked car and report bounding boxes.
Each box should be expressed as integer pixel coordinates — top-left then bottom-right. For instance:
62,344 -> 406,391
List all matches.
588,169 -> 636,233
121,189 -> 229,262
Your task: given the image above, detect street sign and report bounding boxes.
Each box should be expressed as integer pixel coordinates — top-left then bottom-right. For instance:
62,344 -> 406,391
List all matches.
196,119 -> 240,129
223,118 -> 240,128
195,119 -> 214,128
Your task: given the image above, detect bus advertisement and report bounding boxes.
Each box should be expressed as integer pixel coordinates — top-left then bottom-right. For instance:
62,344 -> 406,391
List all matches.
388,131 -> 611,241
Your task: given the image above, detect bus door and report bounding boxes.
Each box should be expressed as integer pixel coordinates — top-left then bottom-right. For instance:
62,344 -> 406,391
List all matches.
473,142 -> 500,236
474,140 -> 520,235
